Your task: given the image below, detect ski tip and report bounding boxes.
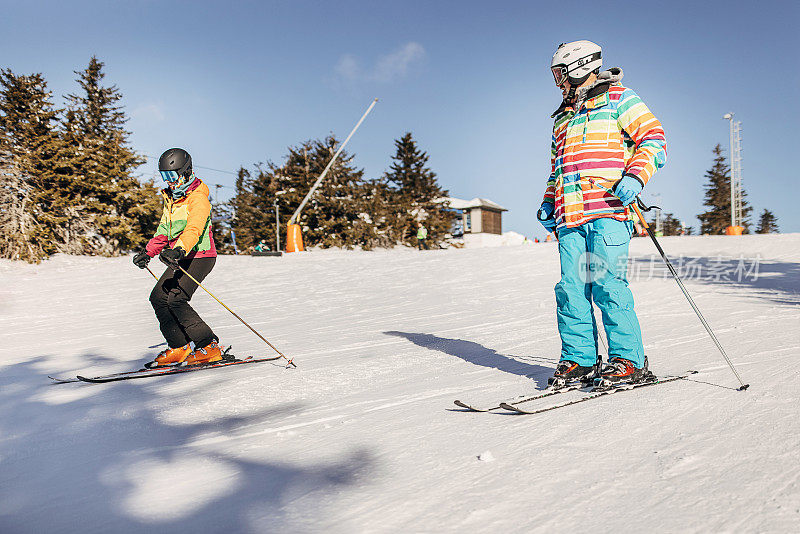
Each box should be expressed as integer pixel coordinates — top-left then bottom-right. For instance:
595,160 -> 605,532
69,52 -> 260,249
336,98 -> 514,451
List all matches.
453,400 -> 491,412
48,375 -> 73,383
498,403 -> 520,412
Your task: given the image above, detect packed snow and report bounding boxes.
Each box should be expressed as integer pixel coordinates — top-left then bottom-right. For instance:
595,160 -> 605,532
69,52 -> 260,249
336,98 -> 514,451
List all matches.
1,233 -> 799,533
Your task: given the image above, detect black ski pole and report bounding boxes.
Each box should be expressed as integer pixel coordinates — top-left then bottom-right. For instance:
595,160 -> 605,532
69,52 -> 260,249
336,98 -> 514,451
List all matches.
587,178 -> 749,391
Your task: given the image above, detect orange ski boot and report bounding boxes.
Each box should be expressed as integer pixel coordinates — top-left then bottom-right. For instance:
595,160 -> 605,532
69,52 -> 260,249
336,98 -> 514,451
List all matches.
184,341 -> 224,365
153,343 -> 192,367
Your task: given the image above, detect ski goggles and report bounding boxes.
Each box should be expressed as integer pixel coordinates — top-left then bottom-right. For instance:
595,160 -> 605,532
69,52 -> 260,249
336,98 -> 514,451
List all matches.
551,52 -> 601,86
159,170 -> 182,183
551,65 -> 569,86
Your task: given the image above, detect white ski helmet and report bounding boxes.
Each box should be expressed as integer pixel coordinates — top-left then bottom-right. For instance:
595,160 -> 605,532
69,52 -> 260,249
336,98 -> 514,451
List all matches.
551,40 -> 602,87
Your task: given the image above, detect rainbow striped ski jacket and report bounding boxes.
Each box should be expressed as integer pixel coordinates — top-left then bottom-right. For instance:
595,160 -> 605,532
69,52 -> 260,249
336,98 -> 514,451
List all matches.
145,178 -> 217,259
543,69 -> 666,229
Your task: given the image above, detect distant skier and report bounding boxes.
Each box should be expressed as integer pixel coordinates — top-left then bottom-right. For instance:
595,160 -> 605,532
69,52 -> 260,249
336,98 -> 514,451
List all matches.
416,222 -> 428,250
538,41 -> 666,386
132,148 -> 223,367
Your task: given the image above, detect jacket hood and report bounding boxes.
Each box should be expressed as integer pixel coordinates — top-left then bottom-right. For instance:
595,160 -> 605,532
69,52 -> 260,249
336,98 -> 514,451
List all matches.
595,67 -> 623,85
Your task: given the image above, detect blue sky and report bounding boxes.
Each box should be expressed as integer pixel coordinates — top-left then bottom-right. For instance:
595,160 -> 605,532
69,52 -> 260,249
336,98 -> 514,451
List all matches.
2,0 -> 798,237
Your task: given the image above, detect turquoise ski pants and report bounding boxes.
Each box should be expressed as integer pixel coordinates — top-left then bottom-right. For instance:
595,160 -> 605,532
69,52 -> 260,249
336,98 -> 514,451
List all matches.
555,217 -> 644,367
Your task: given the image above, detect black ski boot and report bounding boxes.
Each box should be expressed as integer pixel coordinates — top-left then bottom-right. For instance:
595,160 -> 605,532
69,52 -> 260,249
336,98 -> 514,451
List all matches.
548,358 -> 600,389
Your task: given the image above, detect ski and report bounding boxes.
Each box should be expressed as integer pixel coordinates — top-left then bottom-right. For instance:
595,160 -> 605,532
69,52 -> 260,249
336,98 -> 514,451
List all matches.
76,356 -> 282,383
499,371 -> 697,415
454,382 -> 588,412
49,355 -> 282,384
49,362 -> 184,384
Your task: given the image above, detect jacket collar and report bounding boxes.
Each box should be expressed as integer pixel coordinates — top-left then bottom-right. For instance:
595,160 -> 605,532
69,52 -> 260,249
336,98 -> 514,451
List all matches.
162,175 -> 202,201
551,67 -> 623,117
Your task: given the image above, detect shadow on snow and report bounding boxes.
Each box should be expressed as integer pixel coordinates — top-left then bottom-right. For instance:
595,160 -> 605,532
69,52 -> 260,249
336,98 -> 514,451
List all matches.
0,354 -> 375,534
628,255 -> 800,306
384,331 -> 555,389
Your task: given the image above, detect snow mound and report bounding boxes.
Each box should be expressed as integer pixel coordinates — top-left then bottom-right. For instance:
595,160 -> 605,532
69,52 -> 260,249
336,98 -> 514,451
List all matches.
461,231 -> 530,248
477,450 -> 495,462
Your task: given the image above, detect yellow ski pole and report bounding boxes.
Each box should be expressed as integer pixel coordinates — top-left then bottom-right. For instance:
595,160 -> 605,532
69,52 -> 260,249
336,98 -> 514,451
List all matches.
145,263 -> 295,368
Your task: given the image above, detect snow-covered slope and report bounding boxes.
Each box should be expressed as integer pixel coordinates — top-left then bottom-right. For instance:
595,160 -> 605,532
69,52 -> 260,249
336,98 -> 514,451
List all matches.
1,234 -> 799,533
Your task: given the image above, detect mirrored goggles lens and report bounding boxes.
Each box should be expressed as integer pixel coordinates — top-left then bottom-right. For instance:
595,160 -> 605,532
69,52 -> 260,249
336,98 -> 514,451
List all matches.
160,170 -> 181,183
551,65 -> 568,86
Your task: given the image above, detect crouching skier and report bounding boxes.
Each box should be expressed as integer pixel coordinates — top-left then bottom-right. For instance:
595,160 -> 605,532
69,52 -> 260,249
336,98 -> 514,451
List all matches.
538,41 -> 667,388
132,148 -> 224,367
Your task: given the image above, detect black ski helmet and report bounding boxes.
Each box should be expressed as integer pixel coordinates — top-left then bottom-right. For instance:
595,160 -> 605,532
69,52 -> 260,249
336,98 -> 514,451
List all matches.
158,148 -> 192,178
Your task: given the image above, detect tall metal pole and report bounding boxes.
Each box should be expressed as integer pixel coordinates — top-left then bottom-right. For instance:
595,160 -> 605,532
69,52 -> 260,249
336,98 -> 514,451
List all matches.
733,121 -> 743,227
274,200 -> 281,252
723,113 -> 742,228
288,98 -> 378,226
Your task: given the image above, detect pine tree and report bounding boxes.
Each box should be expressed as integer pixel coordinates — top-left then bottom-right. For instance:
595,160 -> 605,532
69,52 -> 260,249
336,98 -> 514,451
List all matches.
756,209 -> 779,234
382,132 -> 453,246
0,69 -> 66,261
228,166 -> 268,252
63,57 -> 158,254
697,144 -> 752,234
288,137 -> 373,248
0,141 -> 40,260
660,212 -> 683,236
230,137 -> 379,250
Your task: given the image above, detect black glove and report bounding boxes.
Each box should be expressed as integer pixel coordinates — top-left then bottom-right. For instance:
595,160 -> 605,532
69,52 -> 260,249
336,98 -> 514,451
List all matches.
133,250 -> 151,269
159,247 -> 185,269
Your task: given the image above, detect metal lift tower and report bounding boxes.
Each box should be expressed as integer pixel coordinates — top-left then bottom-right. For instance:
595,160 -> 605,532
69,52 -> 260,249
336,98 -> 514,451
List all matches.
723,113 -> 743,229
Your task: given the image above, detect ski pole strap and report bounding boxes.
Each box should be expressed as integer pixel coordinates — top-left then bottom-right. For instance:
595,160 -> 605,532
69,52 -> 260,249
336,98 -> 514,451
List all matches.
636,197 -> 660,213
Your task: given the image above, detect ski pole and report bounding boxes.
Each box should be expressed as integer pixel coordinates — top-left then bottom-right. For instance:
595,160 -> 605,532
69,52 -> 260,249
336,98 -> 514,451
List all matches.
587,177 -> 748,390
147,263 -> 295,367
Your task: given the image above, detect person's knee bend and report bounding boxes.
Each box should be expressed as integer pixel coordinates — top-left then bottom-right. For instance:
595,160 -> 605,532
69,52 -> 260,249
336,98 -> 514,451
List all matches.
149,288 -> 168,309
165,290 -> 189,310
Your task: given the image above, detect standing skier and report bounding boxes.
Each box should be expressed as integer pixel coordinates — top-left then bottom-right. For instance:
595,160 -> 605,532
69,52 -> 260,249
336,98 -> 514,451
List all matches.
132,148 -> 223,367
539,41 -> 666,386
416,222 -> 428,250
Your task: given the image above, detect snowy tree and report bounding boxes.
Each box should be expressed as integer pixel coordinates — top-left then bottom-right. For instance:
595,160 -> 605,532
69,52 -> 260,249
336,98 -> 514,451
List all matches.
381,132 -> 453,247
0,146 -> 41,261
227,166 -> 269,252
0,69 -> 66,261
756,209 -> 779,234
697,144 -> 752,235
230,136 -> 382,250
62,57 -> 158,255
660,212 -> 683,236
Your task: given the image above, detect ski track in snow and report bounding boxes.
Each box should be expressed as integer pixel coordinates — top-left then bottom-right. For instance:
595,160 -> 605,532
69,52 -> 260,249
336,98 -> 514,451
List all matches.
1,234 -> 799,533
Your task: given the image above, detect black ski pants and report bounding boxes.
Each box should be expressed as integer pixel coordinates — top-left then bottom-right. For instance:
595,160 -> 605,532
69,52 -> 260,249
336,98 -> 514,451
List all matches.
149,256 -> 217,349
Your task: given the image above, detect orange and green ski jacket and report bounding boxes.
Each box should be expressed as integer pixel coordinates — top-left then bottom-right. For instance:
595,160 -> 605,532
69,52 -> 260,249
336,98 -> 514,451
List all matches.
145,178 -> 217,259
